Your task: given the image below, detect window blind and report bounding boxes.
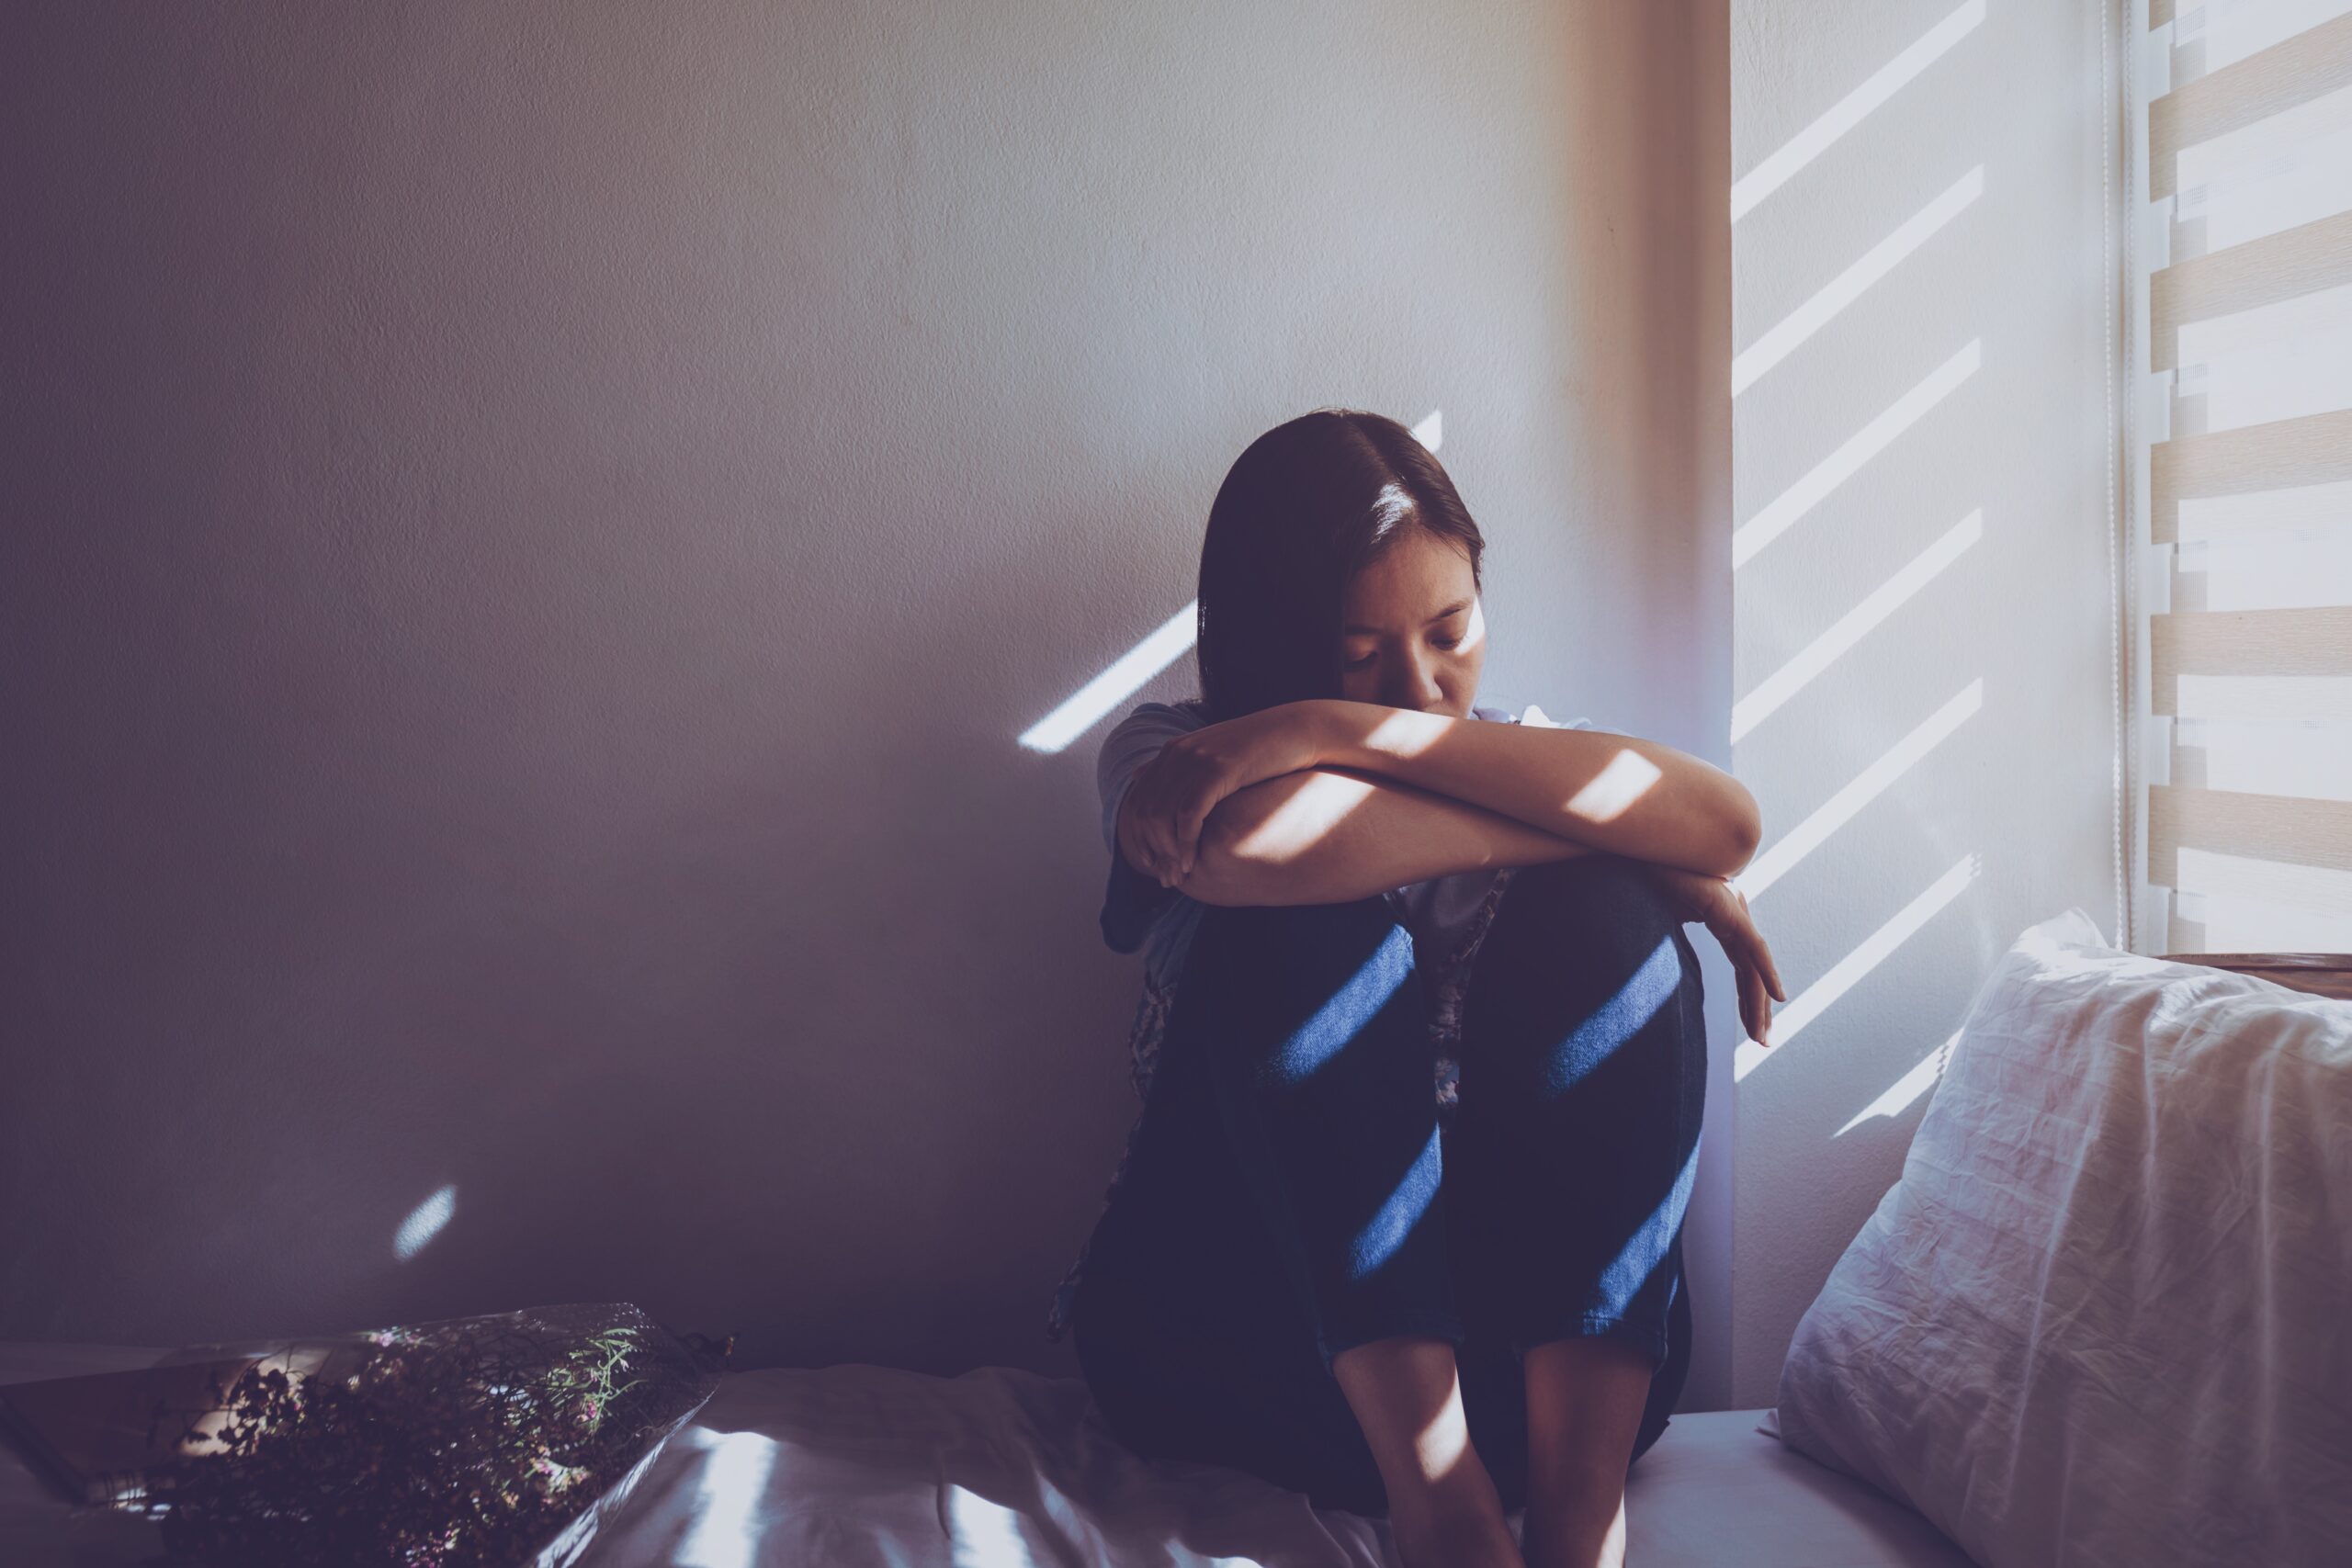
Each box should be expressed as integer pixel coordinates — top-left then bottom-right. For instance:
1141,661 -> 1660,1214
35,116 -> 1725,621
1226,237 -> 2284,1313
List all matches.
2133,0 -> 2352,953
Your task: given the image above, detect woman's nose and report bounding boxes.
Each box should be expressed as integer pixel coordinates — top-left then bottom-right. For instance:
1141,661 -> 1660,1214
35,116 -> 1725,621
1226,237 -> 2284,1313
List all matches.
1385,658 -> 1442,711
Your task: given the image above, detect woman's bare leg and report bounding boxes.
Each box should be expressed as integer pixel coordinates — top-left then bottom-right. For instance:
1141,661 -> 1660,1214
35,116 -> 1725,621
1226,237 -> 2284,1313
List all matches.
1518,1337 -> 1652,1568
1332,1335 -> 1525,1568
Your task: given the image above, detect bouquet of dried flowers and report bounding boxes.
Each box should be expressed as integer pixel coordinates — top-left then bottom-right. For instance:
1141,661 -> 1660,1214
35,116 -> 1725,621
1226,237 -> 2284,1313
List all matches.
138,1302 -> 730,1568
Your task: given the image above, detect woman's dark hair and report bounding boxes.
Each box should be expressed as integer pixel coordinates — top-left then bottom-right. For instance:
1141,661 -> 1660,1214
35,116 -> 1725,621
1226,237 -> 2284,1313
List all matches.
1194,407 -> 1487,722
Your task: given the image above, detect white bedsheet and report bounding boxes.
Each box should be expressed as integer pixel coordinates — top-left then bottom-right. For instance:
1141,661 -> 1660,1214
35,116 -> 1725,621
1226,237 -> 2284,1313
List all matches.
3,1344 -> 1973,1566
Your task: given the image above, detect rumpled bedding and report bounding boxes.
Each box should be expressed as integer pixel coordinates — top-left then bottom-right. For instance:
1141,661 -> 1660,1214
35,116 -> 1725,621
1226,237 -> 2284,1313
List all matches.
5,1340 -> 1975,1566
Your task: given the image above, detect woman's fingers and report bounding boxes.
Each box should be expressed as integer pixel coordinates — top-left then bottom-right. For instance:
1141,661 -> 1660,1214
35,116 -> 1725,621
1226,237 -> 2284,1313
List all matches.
1738,964 -> 1768,1047
1130,753 -> 1222,887
1171,808 -> 1203,881
1141,774 -> 1187,884
1120,811 -> 1169,888
1746,935 -> 1781,1009
1134,791 -> 1181,886
1149,811 -> 1181,885
1130,802 -> 1167,884
1713,916 -> 1772,1044
1180,784 -> 1223,875
1733,890 -> 1787,1002
1164,761 -> 1234,884
1756,933 -> 1787,1003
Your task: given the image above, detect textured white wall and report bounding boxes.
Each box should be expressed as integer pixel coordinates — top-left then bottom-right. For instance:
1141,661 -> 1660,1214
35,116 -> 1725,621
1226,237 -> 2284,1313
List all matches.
1726,0 -> 2121,1404
3,0 -> 1740,1393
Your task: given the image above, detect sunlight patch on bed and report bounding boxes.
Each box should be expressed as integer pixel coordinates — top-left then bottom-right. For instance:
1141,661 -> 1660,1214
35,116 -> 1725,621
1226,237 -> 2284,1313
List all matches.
943,1483 -> 1045,1565
678,1430 -> 778,1568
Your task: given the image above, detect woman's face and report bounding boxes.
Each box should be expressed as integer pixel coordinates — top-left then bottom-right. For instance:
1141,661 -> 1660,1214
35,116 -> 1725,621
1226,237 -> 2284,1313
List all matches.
1337,526 -> 1486,717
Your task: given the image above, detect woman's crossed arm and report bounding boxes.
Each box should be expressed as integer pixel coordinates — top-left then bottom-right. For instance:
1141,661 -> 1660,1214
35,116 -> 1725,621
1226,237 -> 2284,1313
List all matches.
1145,765 -> 1594,909
1114,701 -> 1783,1043
1121,698 -> 1759,890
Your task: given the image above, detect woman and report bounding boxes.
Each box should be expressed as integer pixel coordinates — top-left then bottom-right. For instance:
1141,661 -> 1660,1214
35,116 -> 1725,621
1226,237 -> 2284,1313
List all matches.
1045,409 -> 1784,1568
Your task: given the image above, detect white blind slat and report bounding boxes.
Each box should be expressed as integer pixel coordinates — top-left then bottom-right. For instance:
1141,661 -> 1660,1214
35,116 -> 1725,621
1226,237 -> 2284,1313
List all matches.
2178,530 -> 2352,609
2172,715 -> 2352,797
2171,883 -> 2352,949
2174,76 -> 2352,207
2177,473 -> 2352,538
2175,323 -> 2352,430
2171,673 -> 2352,719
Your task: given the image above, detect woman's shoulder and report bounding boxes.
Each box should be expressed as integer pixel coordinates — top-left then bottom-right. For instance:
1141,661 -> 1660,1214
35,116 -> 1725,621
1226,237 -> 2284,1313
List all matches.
1109,696 -> 1209,739
1096,698 -> 1209,786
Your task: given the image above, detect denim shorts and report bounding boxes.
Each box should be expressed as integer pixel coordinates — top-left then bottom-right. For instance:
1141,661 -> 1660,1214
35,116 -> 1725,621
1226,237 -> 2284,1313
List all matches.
1071,853 -> 1706,1517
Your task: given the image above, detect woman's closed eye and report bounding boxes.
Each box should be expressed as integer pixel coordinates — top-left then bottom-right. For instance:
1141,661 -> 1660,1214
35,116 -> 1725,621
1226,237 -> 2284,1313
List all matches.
1343,636 -> 1461,671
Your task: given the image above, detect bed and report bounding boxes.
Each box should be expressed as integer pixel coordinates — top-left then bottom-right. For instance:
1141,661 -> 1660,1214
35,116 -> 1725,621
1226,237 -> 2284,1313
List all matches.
8,952 -> 2339,1567
1,1338 -> 1973,1567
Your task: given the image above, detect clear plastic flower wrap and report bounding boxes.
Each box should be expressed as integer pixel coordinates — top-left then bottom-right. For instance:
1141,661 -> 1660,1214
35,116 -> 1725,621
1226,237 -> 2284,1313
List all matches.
130,1301 -> 731,1568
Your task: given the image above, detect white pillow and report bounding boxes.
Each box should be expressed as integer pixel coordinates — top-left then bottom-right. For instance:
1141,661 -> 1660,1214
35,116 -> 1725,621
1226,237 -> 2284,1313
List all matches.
1775,908 -> 2352,1568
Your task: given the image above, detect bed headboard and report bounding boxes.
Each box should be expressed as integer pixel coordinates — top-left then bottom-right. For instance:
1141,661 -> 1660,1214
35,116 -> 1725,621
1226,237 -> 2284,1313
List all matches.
2159,952 -> 2352,1002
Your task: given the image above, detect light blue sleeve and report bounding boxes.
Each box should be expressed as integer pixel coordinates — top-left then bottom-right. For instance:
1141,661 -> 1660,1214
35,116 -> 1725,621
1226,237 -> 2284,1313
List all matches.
1094,700 -> 1210,956
1477,702 -> 1597,732
1096,701 -> 1209,856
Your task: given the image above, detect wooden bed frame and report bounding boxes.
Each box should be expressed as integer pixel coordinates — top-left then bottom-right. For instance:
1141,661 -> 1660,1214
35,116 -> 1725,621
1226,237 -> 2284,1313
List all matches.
2159,952 -> 2352,1001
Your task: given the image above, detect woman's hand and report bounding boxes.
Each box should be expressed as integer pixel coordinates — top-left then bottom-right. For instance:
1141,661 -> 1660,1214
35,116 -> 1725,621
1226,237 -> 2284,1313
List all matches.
1119,703 -> 1330,887
1641,865 -> 1787,1048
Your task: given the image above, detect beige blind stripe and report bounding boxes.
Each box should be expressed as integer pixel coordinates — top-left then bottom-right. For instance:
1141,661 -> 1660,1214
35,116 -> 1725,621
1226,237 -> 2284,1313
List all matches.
2150,406 -> 2352,541
2150,209 -> 2352,370
2153,0 -> 2174,33
2149,13 -> 2352,200
2150,606 -> 2352,712
2149,784 -> 2352,883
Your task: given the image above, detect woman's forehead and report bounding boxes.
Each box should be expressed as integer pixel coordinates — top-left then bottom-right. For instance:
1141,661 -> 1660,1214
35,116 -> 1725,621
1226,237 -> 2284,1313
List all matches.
1341,592 -> 1477,637
1345,536 -> 1476,616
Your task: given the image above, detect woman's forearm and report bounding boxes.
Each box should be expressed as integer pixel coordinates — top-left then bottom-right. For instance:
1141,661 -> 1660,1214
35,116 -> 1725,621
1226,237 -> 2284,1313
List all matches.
1297,698 -> 1762,878
1182,766 -> 1595,907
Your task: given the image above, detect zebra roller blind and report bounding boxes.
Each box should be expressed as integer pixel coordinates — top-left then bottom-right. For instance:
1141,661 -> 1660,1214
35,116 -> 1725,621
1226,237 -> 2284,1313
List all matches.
2133,0 -> 2352,952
